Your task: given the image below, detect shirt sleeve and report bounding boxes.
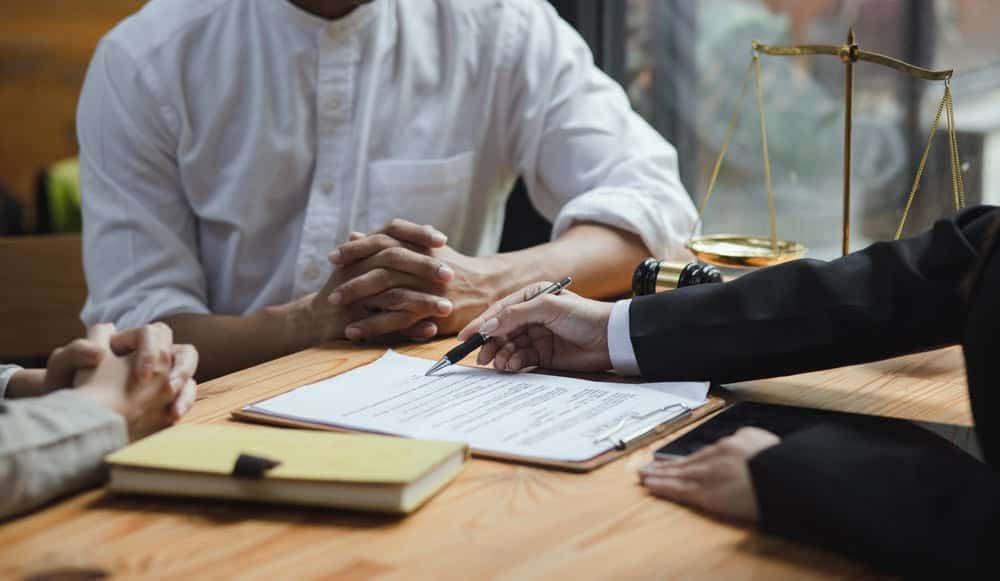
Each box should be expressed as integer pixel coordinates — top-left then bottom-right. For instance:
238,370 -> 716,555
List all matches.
495,0 -> 697,260
0,390 -> 127,520
0,365 -> 22,400
77,39 -> 210,329
607,299 -> 640,376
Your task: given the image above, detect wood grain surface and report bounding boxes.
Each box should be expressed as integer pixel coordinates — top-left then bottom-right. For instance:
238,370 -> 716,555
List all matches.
0,340 -> 971,580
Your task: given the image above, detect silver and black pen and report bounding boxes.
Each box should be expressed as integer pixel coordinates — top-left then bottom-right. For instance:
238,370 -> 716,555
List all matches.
425,276 -> 573,376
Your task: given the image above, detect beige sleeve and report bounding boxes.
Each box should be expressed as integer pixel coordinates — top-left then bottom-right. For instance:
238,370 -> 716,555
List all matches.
0,390 -> 127,520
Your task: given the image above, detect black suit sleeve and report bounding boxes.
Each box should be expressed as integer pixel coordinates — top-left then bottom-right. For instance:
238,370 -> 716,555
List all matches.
630,205 -> 1000,383
749,422 -> 1000,577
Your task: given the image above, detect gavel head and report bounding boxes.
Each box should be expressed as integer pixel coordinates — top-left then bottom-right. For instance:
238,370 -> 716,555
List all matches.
632,258 -> 723,296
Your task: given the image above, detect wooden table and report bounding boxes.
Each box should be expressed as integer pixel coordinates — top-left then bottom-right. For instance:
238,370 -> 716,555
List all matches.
0,341 -> 971,580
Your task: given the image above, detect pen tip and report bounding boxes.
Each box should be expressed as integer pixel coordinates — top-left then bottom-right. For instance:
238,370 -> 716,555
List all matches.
425,358 -> 449,376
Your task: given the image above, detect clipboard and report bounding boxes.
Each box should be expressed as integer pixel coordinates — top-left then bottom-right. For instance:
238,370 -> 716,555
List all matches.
233,395 -> 725,473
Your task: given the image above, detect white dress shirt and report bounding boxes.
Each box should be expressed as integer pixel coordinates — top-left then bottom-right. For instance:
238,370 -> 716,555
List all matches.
608,299 -> 640,376
78,0 -> 696,329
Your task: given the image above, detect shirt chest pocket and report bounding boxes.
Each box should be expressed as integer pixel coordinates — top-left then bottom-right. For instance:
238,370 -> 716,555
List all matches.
366,151 -> 475,235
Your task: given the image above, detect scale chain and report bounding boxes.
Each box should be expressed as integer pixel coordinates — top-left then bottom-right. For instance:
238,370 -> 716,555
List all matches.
691,59 -> 754,239
691,53 -> 779,252
895,82 -> 965,240
753,53 -> 779,252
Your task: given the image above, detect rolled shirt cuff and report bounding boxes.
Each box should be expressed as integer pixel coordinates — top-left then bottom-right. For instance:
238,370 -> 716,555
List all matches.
81,288 -> 211,330
550,187 -> 697,262
608,299 -> 641,376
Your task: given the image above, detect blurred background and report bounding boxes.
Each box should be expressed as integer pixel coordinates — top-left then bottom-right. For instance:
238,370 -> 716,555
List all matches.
0,0 -> 135,363
507,0 -> 1000,258
625,0 -> 1000,258
1,0 -> 999,358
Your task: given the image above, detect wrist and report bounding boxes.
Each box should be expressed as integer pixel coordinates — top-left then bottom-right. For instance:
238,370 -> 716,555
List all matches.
269,293 -> 346,349
596,300 -> 614,370
488,245 -> 576,302
476,253 -> 520,304
74,382 -> 124,415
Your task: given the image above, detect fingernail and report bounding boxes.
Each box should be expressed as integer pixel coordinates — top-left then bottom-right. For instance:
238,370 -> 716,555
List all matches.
329,249 -> 342,263
436,299 -> 453,314
431,231 -> 447,245
480,318 -> 499,335
345,326 -> 362,341
328,292 -> 343,305
437,265 -> 454,281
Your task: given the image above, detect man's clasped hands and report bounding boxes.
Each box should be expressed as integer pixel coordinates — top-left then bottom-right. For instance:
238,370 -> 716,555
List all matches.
313,218 -> 503,342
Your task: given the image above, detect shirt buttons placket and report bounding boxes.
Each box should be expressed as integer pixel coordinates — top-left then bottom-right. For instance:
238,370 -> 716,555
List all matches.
295,20 -> 359,298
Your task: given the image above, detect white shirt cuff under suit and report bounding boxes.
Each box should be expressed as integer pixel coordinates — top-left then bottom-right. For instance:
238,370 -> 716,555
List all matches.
607,299 -> 640,376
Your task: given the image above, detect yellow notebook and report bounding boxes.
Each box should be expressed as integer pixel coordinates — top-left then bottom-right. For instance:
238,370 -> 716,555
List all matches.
105,424 -> 469,514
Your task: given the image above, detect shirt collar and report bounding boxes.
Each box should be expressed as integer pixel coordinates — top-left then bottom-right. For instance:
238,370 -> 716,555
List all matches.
268,0 -> 380,37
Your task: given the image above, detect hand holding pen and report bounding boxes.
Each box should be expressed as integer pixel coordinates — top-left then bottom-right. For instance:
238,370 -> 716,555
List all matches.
426,278 -> 572,375
428,277 -> 619,375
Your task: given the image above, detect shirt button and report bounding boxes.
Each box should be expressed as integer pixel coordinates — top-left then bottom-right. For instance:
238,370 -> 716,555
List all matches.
303,262 -> 321,281
322,182 -> 335,195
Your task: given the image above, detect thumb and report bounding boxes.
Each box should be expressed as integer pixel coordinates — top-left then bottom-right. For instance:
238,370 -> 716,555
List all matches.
74,323 -> 117,388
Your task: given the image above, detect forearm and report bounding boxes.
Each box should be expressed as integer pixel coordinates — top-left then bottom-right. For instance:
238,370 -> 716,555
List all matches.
330,221 -> 648,339
492,223 -> 649,300
0,391 -> 126,520
163,296 -> 342,380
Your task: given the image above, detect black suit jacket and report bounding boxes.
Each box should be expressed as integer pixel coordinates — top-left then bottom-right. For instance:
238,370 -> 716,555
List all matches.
628,205 -> 1000,577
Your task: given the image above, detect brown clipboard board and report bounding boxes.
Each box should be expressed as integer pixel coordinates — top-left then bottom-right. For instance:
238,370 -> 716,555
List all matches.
232,394 -> 726,473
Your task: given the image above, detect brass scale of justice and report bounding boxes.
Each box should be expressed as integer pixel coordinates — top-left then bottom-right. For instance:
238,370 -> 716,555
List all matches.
686,28 -> 966,268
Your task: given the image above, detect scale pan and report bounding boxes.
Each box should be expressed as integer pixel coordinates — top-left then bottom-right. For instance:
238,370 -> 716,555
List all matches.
687,234 -> 806,268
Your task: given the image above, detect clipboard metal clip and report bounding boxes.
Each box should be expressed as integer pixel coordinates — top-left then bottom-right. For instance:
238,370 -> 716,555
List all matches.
592,403 -> 691,451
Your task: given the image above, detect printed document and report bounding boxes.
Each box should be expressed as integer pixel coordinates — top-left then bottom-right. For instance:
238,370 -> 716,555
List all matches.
244,350 -> 709,463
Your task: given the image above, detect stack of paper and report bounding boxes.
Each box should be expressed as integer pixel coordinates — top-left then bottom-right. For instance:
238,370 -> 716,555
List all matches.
240,351 -> 709,465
